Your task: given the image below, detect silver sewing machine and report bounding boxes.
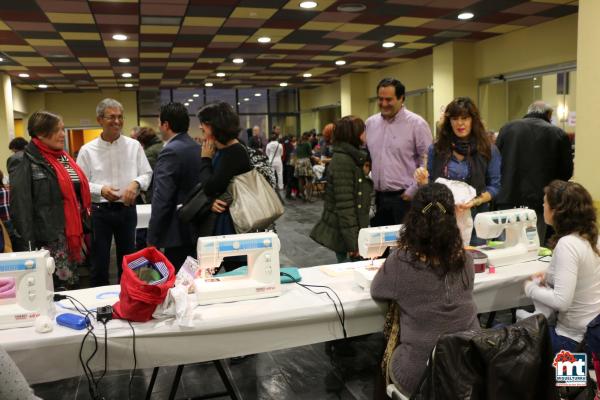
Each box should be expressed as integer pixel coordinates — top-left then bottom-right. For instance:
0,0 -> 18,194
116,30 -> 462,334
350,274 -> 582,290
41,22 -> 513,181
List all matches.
354,225 -> 402,289
194,232 -> 281,305
474,208 -> 540,267
0,250 -> 55,329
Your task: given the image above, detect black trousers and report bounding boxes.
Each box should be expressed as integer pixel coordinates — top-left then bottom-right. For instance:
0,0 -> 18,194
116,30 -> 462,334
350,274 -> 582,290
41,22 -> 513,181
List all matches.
370,191 -> 410,227
164,244 -> 196,272
90,203 -> 137,287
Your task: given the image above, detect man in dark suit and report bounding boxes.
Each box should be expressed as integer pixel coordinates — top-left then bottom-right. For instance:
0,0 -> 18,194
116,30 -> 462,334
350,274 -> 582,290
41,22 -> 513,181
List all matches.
496,101 -> 573,244
148,102 -> 202,270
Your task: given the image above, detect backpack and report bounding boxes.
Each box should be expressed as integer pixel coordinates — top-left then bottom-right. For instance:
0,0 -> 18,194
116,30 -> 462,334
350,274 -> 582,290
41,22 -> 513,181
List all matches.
244,145 -> 277,188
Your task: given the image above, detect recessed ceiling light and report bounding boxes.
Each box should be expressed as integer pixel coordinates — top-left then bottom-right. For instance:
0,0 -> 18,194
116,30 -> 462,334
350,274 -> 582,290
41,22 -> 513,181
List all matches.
0,57 -> 3,62
205,82 -> 214,87
121,72 -> 132,78
232,58 -> 244,64
188,98 -> 193,102
254,93 -> 261,97
112,34 -> 128,41
216,72 -> 226,77
258,37 -> 271,43
184,102 -> 189,106
124,83 -> 133,88
118,58 -> 130,63
337,3 -> 366,12
303,73 -> 312,78
533,85 -> 541,89
457,12 -> 474,20
243,98 -> 250,101
382,42 -> 395,48
18,73 -> 29,78
193,93 -> 200,97
280,82 -> 288,87
335,60 -> 346,66
38,84 -> 48,89
300,1 -> 317,9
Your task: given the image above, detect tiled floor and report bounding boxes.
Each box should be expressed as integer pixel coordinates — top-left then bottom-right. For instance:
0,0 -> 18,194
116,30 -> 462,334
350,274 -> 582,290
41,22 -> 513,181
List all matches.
31,197 -> 385,400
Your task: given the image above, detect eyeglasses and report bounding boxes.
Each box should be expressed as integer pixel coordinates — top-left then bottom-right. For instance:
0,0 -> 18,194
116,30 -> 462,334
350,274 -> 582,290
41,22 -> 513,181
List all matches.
103,115 -> 124,122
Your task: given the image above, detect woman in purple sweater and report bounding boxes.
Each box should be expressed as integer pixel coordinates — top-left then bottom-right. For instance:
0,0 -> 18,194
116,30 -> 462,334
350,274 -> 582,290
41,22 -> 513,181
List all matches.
371,182 -> 480,396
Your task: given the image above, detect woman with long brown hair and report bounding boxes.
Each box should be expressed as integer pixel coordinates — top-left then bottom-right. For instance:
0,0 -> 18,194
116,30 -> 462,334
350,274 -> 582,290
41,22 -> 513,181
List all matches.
415,97 -> 501,244
524,180 -> 600,354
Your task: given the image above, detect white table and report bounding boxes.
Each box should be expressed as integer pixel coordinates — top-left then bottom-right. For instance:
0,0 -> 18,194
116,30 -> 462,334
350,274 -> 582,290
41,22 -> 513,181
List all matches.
136,204 -> 151,229
1,260 -> 546,384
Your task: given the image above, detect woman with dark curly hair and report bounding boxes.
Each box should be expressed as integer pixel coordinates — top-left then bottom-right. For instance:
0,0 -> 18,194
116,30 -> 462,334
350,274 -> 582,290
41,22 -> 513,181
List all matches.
415,97 -> 501,244
524,180 -> 600,354
370,183 -> 479,397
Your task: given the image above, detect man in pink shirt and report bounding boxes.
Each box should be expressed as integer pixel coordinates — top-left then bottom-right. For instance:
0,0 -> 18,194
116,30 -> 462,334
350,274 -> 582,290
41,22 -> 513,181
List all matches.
366,78 -> 432,226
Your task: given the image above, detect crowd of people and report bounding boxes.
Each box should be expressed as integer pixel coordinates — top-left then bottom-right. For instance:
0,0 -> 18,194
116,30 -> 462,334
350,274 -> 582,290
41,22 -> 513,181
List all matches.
0,75 -> 596,398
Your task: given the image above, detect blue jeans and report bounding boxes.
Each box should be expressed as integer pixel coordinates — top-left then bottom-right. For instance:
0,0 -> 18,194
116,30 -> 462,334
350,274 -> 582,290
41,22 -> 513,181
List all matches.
549,326 -> 579,355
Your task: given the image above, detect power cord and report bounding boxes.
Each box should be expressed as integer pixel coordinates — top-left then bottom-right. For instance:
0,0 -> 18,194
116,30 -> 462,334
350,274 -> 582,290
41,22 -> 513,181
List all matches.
280,271 -> 347,339
126,320 -> 137,400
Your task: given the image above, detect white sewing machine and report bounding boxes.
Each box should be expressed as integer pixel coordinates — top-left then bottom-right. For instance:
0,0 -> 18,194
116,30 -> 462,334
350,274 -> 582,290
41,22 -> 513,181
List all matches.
474,208 -> 540,267
354,225 -> 402,289
0,250 -> 55,329
194,232 -> 281,305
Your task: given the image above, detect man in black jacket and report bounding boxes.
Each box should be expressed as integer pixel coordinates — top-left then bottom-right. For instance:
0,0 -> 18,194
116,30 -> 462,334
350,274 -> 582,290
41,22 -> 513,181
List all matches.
496,101 -> 573,243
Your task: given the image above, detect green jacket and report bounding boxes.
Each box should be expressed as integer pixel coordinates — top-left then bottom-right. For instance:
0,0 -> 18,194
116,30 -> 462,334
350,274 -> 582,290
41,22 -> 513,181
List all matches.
144,136 -> 164,171
310,142 -> 373,253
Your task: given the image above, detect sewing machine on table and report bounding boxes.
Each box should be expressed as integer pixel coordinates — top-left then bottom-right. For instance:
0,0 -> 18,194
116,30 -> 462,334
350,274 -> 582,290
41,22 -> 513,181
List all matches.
474,208 -> 540,267
354,225 -> 402,289
194,231 -> 282,305
0,250 -> 55,329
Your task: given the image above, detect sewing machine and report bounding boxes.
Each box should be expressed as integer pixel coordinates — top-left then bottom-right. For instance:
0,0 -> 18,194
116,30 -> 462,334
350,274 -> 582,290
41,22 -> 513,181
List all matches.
0,250 -> 55,329
194,232 -> 281,305
354,225 -> 402,289
474,208 -> 540,267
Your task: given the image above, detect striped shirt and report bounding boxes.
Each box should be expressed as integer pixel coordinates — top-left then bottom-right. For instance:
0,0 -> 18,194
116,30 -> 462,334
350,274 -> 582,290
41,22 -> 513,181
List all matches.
58,155 -> 80,183
0,187 -> 9,222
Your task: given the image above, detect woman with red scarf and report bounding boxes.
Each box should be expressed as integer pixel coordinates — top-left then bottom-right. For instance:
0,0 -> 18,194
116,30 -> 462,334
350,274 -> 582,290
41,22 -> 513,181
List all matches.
9,111 -> 91,288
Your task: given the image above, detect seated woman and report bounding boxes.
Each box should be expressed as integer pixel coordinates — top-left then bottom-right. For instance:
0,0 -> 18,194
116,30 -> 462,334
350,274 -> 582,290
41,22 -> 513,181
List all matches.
370,183 -> 479,397
524,180 -> 600,354
414,97 -> 501,245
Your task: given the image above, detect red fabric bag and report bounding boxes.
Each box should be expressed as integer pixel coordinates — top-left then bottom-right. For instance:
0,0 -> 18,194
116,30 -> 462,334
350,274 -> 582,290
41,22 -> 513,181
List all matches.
112,247 -> 176,322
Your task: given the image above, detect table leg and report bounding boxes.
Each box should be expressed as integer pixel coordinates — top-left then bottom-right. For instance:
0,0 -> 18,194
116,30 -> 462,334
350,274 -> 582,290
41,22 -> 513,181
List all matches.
214,360 -> 243,400
168,365 -> 185,400
146,367 -> 160,400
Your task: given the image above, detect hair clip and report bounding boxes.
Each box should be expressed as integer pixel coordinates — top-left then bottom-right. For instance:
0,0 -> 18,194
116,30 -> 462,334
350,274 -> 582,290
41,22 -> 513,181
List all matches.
421,201 -> 446,215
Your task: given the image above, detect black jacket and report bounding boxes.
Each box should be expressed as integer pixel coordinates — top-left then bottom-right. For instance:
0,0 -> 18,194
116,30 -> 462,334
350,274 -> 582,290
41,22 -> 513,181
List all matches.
496,114 -> 573,209
8,142 -> 66,250
310,142 -> 373,253
412,314 -> 559,400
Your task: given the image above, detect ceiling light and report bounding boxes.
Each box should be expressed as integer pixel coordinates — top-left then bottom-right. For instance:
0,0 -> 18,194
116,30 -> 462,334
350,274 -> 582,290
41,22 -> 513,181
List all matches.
337,3 -> 366,12
280,82 -> 288,87
300,1 -> 317,9
533,85 -> 541,89
258,37 -> 271,43
188,98 -> 193,102
184,102 -> 189,106
232,58 -> 244,64
124,83 -> 133,88
382,42 -> 395,48
457,12 -> 474,20
18,73 -> 29,78
303,73 -> 312,78
335,60 -> 346,66
205,82 -> 214,87
121,72 -> 132,78
0,57 -> 3,62
118,58 -> 130,63
216,72 -> 226,77
112,34 -> 128,41
237,102 -> 240,105
38,84 -> 48,89
254,93 -> 261,97
193,93 -> 199,97
243,98 -> 249,102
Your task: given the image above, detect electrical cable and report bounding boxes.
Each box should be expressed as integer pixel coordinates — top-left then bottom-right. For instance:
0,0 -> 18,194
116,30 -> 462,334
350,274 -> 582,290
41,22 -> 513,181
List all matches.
126,320 -> 137,400
280,271 -> 347,339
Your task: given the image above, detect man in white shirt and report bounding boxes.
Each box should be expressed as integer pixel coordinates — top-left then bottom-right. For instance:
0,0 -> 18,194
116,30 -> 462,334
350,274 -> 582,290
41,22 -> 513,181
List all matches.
77,98 -> 152,286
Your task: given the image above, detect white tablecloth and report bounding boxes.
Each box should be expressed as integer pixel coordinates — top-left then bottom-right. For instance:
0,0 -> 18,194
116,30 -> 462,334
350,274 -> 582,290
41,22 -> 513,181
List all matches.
1,260 -> 546,384
136,204 -> 151,229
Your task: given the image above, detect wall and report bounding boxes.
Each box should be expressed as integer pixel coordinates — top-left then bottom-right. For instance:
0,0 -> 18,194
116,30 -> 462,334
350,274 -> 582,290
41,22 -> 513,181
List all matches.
474,14 -> 577,79
299,81 -> 340,111
11,87 -> 27,115
366,55 -> 433,93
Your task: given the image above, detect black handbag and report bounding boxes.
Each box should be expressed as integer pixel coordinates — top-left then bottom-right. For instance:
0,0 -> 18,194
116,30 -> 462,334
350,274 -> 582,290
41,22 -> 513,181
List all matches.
178,181 -> 212,223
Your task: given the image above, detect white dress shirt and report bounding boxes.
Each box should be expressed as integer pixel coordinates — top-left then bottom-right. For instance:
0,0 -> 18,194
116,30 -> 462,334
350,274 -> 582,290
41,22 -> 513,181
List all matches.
77,134 -> 152,203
